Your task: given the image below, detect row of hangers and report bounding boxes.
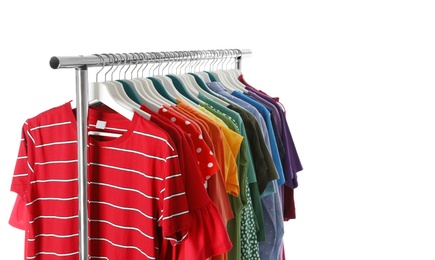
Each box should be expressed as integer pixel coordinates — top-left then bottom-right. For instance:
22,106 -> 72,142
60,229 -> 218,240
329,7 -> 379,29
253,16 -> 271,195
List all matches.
85,49 -> 249,137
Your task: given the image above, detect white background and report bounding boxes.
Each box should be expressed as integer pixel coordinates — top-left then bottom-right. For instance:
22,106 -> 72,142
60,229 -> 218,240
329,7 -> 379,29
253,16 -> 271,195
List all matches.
1,0 -> 435,259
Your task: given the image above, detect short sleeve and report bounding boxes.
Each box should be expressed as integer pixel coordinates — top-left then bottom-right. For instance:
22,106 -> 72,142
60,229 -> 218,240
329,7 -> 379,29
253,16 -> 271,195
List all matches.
11,122 -> 34,201
158,141 -> 191,246
9,194 -> 27,230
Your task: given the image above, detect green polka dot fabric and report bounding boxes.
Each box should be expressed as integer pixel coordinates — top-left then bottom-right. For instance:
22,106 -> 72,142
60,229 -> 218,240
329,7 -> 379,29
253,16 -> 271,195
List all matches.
241,180 -> 260,260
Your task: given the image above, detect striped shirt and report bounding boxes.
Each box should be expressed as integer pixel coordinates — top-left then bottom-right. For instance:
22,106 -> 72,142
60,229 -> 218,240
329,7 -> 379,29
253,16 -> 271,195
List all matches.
11,102 -> 190,259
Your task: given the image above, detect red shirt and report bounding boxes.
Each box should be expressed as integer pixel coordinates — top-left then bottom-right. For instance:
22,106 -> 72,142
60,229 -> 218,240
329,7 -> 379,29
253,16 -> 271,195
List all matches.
10,102 -> 191,259
157,105 -> 220,182
141,104 -> 232,260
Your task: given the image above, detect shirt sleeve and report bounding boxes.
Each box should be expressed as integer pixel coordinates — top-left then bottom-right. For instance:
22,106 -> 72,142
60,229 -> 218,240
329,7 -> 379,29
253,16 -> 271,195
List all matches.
11,121 -> 33,202
9,194 -> 27,230
158,140 -> 191,246
9,122 -> 34,230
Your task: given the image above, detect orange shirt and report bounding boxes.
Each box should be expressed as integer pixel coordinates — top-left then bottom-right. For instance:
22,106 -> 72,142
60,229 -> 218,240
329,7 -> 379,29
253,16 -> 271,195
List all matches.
174,101 -> 235,225
198,106 -> 244,196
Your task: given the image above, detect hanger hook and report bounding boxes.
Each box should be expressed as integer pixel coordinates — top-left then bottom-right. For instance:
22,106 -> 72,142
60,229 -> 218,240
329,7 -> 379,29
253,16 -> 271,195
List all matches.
146,52 -> 154,77
157,52 -> 163,75
210,50 -> 217,71
167,51 -> 176,74
191,51 -> 199,72
218,49 -> 226,70
179,51 -> 186,74
182,51 -> 191,74
161,52 -> 170,75
200,50 -> 209,71
207,50 -> 215,71
130,53 -> 140,79
215,49 -> 222,70
191,51 -> 198,72
122,53 -> 132,79
142,52 -> 151,78
116,53 -> 127,79
152,52 -> 160,76
112,53 -> 122,80
135,53 -> 144,78
111,53 -> 122,80
209,50 -> 217,71
224,49 -> 232,70
93,53 -> 106,82
172,51 -> 180,74
174,52 -> 181,74
229,49 -> 236,69
100,53 -> 114,82
185,51 -> 193,73
158,52 -> 164,75
149,52 -> 159,76
198,50 -> 208,71
146,52 -> 155,76
222,49 -> 231,70
101,53 -> 112,82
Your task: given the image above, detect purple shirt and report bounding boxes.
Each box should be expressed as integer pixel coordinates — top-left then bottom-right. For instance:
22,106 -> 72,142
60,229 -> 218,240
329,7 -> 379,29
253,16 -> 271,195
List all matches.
246,86 -> 303,189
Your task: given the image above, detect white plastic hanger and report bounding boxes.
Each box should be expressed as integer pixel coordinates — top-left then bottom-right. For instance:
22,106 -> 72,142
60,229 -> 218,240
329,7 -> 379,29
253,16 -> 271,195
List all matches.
87,54 -> 134,121
220,49 -> 248,91
99,53 -> 151,120
185,51 -> 229,106
87,81 -> 134,121
161,51 -> 201,106
149,52 -> 196,106
193,50 -> 213,83
180,51 -> 203,97
123,53 -> 162,112
211,50 -> 246,93
135,52 -> 175,107
195,71 -> 212,83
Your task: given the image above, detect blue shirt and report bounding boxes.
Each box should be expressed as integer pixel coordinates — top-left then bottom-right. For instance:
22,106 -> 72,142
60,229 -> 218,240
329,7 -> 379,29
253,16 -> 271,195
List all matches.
232,90 -> 285,187
207,82 -> 278,196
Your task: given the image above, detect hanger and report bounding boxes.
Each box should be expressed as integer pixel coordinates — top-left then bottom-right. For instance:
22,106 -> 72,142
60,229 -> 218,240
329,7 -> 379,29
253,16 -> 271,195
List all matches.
102,53 -> 151,120
183,51 -> 209,95
165,51 -> 202,105
134,52 -> 174,107
227,49 -> 242,78
186,50 -> 230,106
210,50 -> 243,93
84,54 -> 134,138
192,50 -> 212,83
87,54 -> 134,121
123,53 -> 162,112
220,49 -> 247,92
173,51 -> 202,102
227,49 -> 249,90
116,53 -> 143,105
143,52 -> 180,105
149,52 -> 195,105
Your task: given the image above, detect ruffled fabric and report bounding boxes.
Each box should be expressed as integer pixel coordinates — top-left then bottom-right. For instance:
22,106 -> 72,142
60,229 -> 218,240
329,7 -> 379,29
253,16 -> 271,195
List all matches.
177,201 -> 233,260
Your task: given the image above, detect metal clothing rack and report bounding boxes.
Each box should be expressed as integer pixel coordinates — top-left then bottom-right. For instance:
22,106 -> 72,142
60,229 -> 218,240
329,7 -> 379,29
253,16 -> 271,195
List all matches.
49,49 -> 252,260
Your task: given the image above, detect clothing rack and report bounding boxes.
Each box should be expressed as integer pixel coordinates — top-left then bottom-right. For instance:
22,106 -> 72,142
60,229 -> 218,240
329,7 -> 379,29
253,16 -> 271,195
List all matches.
49,49 -> 252,260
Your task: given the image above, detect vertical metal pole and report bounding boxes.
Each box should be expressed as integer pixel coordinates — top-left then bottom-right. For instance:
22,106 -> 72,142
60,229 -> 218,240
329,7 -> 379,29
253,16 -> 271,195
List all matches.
76,66 -> 89,260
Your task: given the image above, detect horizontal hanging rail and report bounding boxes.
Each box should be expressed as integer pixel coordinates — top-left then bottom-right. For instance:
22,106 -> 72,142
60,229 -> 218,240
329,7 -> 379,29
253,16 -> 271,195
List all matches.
50,49 -> 252,69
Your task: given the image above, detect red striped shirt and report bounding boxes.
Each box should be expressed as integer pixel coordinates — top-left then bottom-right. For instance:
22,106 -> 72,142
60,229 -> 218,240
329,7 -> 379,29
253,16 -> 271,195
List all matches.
11,102 -> 190,259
